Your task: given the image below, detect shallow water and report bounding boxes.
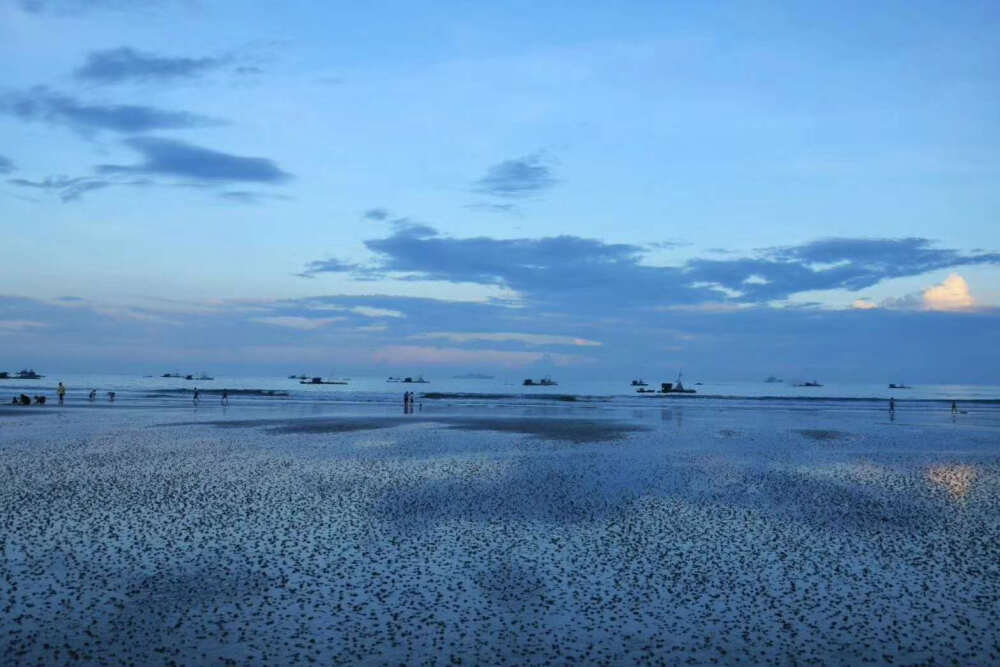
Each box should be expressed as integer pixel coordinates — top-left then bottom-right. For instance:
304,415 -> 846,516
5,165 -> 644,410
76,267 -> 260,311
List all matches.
2,402 -> 998,663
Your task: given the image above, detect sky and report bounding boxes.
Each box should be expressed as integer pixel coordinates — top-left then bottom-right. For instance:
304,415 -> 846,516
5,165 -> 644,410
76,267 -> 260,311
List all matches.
1,0 -> 999,382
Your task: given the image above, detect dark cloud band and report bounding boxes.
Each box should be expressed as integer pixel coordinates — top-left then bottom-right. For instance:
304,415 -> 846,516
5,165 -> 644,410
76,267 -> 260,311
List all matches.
0,88 -> 220,134
75,47 -> 225,84
98,137 -> 292,184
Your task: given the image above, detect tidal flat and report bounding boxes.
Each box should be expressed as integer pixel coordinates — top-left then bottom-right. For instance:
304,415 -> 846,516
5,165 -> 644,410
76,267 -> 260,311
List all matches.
1,403 -> 998,664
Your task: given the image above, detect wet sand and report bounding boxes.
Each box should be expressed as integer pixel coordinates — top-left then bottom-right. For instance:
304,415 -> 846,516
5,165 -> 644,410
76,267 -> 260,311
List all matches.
1,404 -> 998,664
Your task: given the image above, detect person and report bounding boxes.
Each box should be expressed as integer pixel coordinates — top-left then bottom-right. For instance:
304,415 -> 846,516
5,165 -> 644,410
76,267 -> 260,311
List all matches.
88,389 -> 96,401
34,395 -> 46,405
951,400 -> 958,415
107,391 -> 115,401
193,387 -> 200,405
889,397 -> 895,413
57,382 -> 66,405
221,389 -> 229,406
19,394 -> 30,406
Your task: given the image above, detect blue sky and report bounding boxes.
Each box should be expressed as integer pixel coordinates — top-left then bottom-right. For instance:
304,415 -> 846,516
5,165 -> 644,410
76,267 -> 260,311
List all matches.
2,0 -> 999,381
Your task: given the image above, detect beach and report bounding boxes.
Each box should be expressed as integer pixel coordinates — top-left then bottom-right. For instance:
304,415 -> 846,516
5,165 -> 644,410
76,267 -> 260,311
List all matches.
2,399 -> 998,664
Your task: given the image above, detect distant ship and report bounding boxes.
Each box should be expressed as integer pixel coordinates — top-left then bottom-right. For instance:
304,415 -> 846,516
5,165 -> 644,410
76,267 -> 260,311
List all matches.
764,376 -> 782,383
288,374 -> 309,380
162,372 -> 183,378
795,381 -> 823,387
185,373 -> 214,381
401,376 -> 428,384
631,379 -> 648,386
300,376 -> 349,385
888,383 -> 912,389
524,376 -> 557,386
656,371 -> 696,394
0,369 -> 44,380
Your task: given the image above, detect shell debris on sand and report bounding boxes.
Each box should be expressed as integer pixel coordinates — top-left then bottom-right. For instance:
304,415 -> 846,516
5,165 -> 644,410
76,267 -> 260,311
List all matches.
1,406 -> 999,664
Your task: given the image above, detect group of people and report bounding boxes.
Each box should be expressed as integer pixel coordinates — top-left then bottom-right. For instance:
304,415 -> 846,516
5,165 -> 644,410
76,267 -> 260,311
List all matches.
10,383 -> 115,406
403,391 -> 419,413
10,394 -> 44,405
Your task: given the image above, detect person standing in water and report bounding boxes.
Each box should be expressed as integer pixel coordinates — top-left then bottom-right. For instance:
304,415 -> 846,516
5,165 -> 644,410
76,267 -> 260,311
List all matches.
57,382 -> 66,405
221,389 -> 229,406
193,387 -> 200,405
88,389 -> 96,401
889,397 -> 895,414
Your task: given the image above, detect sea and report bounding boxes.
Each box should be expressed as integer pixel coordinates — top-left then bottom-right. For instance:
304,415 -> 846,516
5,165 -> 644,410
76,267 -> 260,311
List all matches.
4,373 -> 999,413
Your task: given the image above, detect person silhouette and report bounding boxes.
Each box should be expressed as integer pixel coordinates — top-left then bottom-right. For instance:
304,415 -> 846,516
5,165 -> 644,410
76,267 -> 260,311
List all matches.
889,397 -> 895,413
88,389 -> 97,401
57,382 -> 66,405
221,389 -> 229,406
193,387 -> 200,405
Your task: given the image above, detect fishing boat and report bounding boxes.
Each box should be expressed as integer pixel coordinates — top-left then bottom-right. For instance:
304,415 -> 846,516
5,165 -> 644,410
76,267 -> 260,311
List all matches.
631,379 -> 648,386
524,376 -> 557,386
4,369 -> 45,379
657,371 -> 696,394
300,376 -> 349,385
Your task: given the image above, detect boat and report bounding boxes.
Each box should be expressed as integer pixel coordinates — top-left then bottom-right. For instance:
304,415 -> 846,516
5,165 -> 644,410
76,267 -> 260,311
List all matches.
636,387 -> 656,393
794,381 -> 823,387
401,376 -> 429,384
657,371 -> 696,394
185,373 -> 214,381
523,376 -> 557,386
162,372 -> 183,378
630,379 -> 648,386
764,376 -> 782,383
300,376 -> 349,385
4,369 -> 45,380
888,383 -> 911,389
288,374 -> 308,380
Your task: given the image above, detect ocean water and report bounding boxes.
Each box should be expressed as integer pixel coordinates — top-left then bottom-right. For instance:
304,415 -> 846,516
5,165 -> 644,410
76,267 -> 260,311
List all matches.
4,372 -> 998,413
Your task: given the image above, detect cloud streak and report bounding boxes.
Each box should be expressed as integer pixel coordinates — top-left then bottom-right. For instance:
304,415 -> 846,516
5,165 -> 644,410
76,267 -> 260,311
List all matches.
0,88 -> 219,134
98,137 -> 292,184
413,332 -> 602,347
0,155 -> 14,174
7,176 -> 112,202
74,47 -> 225,84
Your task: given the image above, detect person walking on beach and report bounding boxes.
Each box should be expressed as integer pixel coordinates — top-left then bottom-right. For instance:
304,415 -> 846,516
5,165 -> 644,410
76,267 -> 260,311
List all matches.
57,382 -> 66,405
221,389 -> 229,406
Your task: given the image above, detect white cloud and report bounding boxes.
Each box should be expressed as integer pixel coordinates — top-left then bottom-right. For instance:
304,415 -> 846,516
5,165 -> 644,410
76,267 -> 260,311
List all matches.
372,345 -> 588,367
352,306 -> 404,318
922,274 -> 974,311
0,320 -> 48,332
852,299 -> 877,310
412,331 -> 602,347
251,316 -> 344,330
